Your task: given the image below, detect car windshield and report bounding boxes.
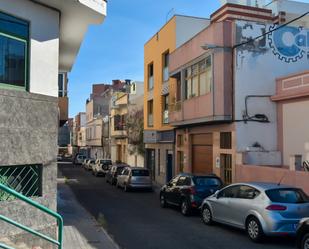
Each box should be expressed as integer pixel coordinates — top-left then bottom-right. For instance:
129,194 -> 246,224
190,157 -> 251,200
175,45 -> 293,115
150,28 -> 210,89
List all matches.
193,177 -> 222,187
132,169 -> 149,176
266,188 -> 309,204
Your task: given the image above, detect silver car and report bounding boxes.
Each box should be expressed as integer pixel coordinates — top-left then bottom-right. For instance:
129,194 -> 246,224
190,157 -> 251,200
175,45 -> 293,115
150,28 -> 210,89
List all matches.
201,182 -> 309,242
116,167 -> 152,192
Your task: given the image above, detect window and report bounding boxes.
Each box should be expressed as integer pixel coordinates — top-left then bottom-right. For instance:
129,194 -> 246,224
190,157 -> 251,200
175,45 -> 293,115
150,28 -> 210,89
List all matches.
218,185 -> 240,198
185,56 -> 212,99
0,12 -> 29,90
220,132 -> 232,149
58,73 -> 67,97
162,94 -> 169,124
162,51 -> 169,82
0,165 -> 42,201
148,63 -> 154,90
265,188 -> 309,204
132,169 -> 150,176
237,185 -> 260,199
148,100 -> 153,127
176,176 -> 189,186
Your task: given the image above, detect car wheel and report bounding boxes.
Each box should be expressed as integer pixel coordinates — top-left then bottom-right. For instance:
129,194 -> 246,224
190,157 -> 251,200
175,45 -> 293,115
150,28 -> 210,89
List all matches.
181,200 -> 190,216
246,217 -> 264,243
160,194 -> 167,208
201,205 -> 213,225
301,233 -> 309,249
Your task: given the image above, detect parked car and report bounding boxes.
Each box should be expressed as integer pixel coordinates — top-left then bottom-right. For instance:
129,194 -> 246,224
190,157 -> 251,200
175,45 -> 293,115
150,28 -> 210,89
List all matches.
106,165 -> 127,185
82,158 -> 91,168
116,167 -> 152,192
160,173 -> 223,216
84,159 -> 95,171
73,154 -> 86,165
297,218 -> 309,249
200,182 -> 309,242
92,159 -> 112,177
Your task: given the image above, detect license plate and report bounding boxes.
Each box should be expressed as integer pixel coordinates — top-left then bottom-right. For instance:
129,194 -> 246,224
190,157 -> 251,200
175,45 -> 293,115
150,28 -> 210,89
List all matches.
293,223 -> 298,230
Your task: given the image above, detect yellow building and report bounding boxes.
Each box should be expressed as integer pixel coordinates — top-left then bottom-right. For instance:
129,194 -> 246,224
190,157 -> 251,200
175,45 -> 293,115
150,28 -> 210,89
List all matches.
144,15 -> 210,185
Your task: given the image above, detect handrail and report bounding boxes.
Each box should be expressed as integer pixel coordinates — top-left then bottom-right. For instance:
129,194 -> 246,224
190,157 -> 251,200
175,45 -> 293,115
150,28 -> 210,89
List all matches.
0,183 -> 63,249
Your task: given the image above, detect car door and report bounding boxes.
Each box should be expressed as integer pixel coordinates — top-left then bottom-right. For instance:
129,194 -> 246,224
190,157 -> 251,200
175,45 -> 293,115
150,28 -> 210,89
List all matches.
117,168 -> 127,187
211,185 -> 239,224
173,176 -> 189,205
229,185 -> 260,228
165,176 -> 179,204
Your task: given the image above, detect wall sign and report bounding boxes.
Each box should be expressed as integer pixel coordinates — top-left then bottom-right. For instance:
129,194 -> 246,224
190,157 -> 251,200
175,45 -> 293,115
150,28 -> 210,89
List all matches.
268,25 -> 309,63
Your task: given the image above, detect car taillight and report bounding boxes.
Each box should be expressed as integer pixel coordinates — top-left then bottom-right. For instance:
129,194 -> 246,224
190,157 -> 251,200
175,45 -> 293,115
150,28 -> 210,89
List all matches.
266,205 -> 287,211
190,187 -> 196,195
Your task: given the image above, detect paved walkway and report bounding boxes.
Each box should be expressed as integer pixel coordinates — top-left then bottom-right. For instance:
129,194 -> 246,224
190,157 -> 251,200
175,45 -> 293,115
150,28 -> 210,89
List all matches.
57,180 -> 119,249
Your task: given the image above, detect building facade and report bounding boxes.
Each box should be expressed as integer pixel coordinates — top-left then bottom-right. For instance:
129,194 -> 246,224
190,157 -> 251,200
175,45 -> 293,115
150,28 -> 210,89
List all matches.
144,15 -> 211,185
169,0 -> 309,185
110,81 -> 144,165
0,0 -> 106,247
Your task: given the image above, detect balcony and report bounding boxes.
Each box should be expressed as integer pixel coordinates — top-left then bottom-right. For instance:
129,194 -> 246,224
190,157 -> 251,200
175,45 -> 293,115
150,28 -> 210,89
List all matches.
58,97 -> 68,126
111,129 -> 127,138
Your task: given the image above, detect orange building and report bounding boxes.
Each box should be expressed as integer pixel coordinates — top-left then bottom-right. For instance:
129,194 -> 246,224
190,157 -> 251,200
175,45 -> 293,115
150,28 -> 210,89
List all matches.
143,15 -> 210,185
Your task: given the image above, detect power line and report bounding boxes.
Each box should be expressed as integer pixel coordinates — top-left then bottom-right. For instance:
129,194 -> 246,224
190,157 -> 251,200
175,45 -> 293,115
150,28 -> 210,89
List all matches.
234,11 -> 309,49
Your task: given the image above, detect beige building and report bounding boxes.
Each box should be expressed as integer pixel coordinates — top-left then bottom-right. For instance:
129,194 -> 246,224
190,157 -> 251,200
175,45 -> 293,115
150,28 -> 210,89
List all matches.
110,81 -> 144,165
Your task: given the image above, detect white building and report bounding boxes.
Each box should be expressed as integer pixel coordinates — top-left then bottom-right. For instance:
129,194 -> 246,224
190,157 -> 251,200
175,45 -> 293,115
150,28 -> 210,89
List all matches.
0,0 -> 106,247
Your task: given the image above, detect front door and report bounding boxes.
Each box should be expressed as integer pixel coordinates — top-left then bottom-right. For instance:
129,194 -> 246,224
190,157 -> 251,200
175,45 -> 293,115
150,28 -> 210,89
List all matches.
146,149 -> 156,181
166,152 -> 173,183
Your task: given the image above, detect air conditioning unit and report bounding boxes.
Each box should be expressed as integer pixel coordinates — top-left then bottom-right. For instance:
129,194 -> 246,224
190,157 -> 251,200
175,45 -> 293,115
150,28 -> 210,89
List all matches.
220,0 -> 266,7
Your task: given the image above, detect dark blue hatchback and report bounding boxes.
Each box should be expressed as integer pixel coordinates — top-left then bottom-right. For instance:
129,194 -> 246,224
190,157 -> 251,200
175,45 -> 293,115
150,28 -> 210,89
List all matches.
160,173 -> 223,216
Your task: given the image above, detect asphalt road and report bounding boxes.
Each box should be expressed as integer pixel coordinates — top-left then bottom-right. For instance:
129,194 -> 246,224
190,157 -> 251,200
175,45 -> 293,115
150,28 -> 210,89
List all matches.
58,163 -> 296,249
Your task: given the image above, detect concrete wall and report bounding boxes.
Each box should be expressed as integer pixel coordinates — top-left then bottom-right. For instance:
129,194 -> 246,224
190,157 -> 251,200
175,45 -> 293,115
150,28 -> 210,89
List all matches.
282,100 -> 309,165
234,20 -> 309,152
0,89 -> 58,247
235,164 -> 309,195
175,16 -> 210,49
0,0 -> 60,97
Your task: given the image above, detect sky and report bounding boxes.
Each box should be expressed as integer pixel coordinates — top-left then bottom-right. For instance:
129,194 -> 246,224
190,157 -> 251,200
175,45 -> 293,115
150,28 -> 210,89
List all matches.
68,0 -> 309,117
68,0 -> 221,117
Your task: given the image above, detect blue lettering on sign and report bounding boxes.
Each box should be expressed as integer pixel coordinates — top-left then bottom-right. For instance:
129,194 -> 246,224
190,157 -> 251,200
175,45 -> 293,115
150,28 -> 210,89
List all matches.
268,25 -> 309,63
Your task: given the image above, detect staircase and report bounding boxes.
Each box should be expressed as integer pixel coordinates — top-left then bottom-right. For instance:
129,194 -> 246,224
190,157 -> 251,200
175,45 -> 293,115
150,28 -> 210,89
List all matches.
0,183 -> 63,249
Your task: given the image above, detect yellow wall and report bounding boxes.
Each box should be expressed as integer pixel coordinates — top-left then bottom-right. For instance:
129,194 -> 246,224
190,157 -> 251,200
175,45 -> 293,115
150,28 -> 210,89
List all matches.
144,17 -> 177,132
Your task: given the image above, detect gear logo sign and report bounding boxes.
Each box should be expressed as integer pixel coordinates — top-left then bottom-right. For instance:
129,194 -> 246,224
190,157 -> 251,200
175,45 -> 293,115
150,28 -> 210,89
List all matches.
268,24 -> 308,63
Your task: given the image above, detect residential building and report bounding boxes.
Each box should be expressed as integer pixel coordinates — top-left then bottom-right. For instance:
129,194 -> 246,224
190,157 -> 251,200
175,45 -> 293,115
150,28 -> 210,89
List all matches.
75,112 -> 87,155
110,81 -> 144,165
0,0 -> 106,247
169,0 -> 309,186
144,15 -> 211,185
86,81 -> 124,159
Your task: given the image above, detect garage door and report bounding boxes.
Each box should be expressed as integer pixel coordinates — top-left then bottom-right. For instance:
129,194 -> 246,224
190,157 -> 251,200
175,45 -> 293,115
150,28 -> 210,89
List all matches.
192,134 -> 213,174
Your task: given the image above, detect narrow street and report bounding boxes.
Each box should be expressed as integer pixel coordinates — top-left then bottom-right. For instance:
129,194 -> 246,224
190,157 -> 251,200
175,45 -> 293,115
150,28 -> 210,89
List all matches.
58,163 -> 296,249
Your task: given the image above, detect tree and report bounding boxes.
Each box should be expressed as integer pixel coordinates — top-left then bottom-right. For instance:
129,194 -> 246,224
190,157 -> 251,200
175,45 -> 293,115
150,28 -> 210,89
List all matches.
126,108 -> 145,156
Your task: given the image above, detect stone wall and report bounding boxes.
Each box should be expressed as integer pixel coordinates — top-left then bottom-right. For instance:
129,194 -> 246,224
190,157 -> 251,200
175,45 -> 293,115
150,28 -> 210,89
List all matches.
0,89 -> 58,247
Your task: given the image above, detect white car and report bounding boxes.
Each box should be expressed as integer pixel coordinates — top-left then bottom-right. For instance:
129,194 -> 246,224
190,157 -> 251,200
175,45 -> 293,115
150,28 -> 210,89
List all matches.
84,159 -> 95,170
92,159 -> 112,177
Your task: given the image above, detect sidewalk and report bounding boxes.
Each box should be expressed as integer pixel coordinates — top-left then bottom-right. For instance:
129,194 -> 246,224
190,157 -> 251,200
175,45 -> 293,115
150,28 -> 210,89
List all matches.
57,180 -> 120,249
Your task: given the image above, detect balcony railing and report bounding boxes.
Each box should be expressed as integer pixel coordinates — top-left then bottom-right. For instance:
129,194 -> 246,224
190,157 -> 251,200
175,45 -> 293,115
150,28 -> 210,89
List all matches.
169,102 -> 182,112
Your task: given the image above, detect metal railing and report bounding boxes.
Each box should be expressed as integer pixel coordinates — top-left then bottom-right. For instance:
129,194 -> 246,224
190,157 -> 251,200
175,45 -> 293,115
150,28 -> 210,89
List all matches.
0,183 -> 63,249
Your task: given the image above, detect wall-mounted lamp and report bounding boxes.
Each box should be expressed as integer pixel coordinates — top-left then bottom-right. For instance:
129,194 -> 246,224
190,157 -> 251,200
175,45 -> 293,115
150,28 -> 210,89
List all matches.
201,43 -> 232,51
